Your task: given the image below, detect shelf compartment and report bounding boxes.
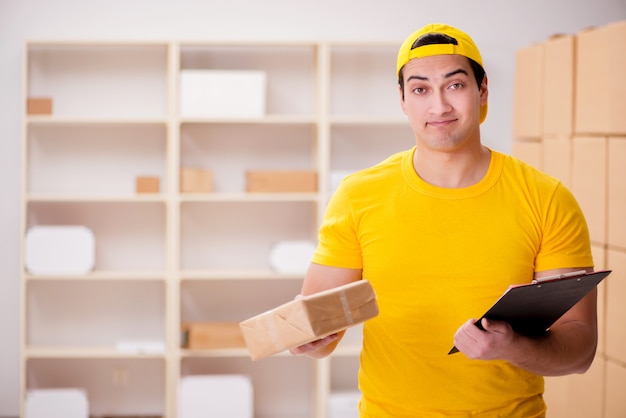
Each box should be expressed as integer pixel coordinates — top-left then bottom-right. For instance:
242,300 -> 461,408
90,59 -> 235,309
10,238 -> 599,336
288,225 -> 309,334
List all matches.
181,356 -> 313,418
26,122 -> 167,196
26,43 -> 168,119
26,280 -> 165,348
26,201 -> 166,271
181,278 -> 302,325
180,201 -> 317,270
330,124 -> 414,172
26,357 -> 164,417
329,44 -> 401,117
179,43 -> 317,117
180,122 -> 317,193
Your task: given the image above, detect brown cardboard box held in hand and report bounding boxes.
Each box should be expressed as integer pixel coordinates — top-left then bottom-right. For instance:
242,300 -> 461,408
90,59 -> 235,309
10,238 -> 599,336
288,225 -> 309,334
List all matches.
239,280 -> 378,361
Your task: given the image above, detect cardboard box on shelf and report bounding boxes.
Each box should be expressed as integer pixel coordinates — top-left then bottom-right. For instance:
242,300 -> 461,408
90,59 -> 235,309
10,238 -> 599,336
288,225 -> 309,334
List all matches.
544,354 -> 605,418
605,360 -> 626,418
571,136 -> 607,245
180,168 -> 212,193
512,43 -> 544,139
135,176 -> 160,194
246,170 -> 317,193
542,35 -> 575,136
541,136 -> 572,188
607,137 -> 626,250
575,20 -> 626,135
606,249 -> 626,364
182,322 -> 246,349
240,280 -> 378,361
591,244 -> 607,356
27,98 -> 53,115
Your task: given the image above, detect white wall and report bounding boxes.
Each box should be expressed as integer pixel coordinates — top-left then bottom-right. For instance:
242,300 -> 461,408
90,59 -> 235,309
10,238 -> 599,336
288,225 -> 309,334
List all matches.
1,0 -> 625,414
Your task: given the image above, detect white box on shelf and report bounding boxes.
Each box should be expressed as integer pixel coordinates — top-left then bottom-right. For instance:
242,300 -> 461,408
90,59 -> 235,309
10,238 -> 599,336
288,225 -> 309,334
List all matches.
115,339 -> 166,354
179,374 -> 253,418
179,70 -> 266,118
25,226 -> 95,275
328,391 -> 361,418
269,240 -> 316,274
25,388 -> 88,418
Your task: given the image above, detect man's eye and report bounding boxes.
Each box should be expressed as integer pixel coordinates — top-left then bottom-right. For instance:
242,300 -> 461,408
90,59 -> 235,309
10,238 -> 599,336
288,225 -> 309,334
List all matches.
412,87 -> 426,94
450,83 -> 463,90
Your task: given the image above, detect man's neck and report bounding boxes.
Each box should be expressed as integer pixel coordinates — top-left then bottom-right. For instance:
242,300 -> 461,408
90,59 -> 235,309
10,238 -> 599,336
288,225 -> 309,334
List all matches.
413,145 -> 491,188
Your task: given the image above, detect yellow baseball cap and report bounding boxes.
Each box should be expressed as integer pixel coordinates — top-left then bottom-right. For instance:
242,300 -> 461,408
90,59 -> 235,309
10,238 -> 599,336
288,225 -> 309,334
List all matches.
397,23 -> 487,123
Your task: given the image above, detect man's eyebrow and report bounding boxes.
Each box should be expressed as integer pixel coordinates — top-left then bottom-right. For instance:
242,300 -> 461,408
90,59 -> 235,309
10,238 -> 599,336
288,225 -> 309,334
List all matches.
445,68 -> 468,78
406,68 -> 468,82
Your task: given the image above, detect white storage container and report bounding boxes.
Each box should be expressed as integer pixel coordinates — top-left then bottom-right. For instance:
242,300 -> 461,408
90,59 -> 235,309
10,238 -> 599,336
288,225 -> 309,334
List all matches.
179,374 -> 253,418
25,388 -> 88,418
269,240 -> 316,274
179,70 -> 266,119
25,226 -> 95,275
328,391 -> 361,418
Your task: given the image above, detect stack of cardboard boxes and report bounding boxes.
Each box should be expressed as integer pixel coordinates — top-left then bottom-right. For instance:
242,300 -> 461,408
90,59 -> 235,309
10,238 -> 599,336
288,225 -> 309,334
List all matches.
511,20 -> 626,418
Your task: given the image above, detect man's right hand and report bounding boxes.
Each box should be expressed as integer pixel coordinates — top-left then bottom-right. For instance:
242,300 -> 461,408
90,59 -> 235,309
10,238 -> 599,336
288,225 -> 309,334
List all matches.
289,333 -> 340,357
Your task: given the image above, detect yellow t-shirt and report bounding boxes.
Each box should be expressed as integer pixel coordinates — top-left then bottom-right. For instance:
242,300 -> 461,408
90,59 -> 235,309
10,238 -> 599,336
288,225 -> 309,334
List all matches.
312,147 -> 593,417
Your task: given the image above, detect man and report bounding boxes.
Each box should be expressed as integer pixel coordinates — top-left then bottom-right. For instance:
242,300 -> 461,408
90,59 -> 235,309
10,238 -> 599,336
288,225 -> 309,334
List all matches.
290,23 -> 596,417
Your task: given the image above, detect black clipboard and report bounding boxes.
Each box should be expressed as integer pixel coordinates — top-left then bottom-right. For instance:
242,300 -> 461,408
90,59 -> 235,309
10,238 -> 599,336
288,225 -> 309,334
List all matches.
448,270 -> 612,355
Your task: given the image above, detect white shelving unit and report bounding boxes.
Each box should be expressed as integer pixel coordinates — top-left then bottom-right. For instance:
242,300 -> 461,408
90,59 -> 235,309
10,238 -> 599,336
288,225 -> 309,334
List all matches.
20,40 -> 413,418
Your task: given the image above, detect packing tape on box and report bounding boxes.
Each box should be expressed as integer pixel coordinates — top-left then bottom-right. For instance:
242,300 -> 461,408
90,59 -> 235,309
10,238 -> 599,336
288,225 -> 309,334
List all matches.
339,290 -> 354,325
262,287 -> 356,352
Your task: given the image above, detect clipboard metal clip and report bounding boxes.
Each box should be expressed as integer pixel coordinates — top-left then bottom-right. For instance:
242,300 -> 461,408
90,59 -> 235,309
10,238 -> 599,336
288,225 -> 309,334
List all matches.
531,270 -> 587,284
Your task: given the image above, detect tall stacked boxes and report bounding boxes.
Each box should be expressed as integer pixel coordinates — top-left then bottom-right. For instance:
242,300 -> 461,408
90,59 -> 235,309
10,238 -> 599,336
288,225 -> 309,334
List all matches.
512,20 -> 626,417
576,21 -> 626,418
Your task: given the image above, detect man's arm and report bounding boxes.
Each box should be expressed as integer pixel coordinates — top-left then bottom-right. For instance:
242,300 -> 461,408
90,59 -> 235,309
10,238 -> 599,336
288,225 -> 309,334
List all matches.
289,262 -> 362,359
453,267 -> 598,376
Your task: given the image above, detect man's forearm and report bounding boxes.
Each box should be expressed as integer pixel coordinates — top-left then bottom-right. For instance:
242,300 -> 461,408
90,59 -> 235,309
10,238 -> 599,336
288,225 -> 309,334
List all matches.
507,321 -> 597,376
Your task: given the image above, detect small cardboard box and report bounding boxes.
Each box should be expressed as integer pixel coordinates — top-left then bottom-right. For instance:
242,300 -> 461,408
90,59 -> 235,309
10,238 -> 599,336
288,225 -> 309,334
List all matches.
180,168 -> 212,193
246,170 -> 317,193
182,322 -> 246,349
179,70 -> 266,119
136,176 -> 160,193
27,98 -> 53,115
239,280 -> 378,361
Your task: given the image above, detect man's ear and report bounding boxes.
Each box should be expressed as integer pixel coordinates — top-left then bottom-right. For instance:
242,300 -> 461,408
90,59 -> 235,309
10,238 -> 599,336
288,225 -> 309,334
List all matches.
399,85 -> 407,114
480,75 -> 489,105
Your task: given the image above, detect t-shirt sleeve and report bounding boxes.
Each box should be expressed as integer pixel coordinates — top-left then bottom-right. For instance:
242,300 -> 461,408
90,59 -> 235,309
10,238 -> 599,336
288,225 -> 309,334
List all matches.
534,182 -> 594,272
311,182 -> 363,269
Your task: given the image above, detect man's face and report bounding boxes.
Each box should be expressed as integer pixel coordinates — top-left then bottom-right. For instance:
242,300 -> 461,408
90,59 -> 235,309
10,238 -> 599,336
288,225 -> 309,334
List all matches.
399,54 -> 488,152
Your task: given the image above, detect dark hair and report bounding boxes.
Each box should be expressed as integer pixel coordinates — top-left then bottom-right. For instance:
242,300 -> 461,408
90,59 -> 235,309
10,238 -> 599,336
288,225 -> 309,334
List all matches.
398,33 -> 486,98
